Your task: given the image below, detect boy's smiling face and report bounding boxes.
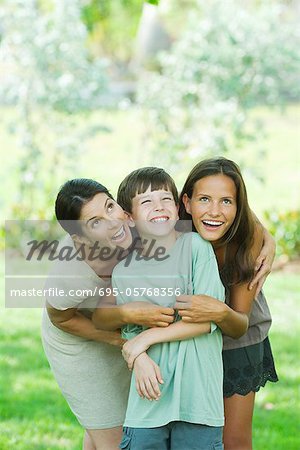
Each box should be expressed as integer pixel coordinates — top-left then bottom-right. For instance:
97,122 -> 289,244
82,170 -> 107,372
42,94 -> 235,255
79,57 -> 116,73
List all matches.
130,186 -> 179,239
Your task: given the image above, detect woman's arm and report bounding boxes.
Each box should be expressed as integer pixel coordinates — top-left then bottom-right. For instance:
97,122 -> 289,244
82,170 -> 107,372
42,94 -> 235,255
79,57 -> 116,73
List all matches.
249,226 -> 276,295
92,292 -> 175,331
176,222 -> 265,338
175,294 -> 249,339
122,320 -> 211,369
46,302 -> 125,347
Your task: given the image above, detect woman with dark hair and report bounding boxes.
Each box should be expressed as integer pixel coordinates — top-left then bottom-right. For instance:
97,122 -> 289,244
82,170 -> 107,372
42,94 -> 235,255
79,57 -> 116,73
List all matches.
177,157 -> 278,450
41,178 -> 175,450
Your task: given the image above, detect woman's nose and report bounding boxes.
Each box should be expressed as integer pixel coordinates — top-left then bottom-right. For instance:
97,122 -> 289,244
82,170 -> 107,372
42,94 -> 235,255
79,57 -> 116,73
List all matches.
208,202 -> 221,216
110,204 -> 125,220
107,218 -> 122,230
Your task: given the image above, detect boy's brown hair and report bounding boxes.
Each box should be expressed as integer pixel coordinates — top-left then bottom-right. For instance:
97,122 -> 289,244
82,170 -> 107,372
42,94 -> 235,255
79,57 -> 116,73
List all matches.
117,167 -> 178,213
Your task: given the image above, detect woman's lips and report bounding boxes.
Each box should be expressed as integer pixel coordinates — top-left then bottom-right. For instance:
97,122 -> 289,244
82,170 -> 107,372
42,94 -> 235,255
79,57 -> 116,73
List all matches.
111,225 -> 126,242
202,220 -> 224,228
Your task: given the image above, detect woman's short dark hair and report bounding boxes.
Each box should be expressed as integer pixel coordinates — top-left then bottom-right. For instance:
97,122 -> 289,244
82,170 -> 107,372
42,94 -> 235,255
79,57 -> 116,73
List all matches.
55,178 -> 112,235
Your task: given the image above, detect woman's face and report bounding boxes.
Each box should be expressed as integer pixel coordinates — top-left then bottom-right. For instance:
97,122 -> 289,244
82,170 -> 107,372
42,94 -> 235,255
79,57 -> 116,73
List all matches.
183,174 -> 237,244
79,193 -> 133,251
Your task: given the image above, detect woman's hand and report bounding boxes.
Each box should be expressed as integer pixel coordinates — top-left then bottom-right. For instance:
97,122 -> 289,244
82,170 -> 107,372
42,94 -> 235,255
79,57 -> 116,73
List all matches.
174,294 -> 227,325
100,330 -> 126,348
122,334 -> 152,369
249,230 -> 276,296
122,301 -> 175,328
133,353 -> 163,401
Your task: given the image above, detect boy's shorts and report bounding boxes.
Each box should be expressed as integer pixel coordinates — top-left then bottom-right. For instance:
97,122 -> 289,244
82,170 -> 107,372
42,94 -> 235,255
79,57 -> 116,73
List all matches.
119,421 -> 223,450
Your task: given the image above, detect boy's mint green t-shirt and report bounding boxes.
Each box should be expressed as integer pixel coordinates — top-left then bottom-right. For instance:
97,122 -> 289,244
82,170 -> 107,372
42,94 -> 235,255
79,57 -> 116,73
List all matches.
112,232 -> 225,428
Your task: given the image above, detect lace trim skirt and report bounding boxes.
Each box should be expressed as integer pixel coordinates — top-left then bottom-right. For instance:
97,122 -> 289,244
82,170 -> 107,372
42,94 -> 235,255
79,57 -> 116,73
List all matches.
222,337 -> 279,397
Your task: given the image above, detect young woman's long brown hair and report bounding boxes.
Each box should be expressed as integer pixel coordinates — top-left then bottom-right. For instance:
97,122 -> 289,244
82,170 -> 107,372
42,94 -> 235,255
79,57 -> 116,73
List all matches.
179,157 -> 255,288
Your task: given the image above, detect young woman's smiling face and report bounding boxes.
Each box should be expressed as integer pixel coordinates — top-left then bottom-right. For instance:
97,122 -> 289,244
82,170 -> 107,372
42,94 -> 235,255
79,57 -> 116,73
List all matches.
79,193 -> 132,250
183,174 -> 237,244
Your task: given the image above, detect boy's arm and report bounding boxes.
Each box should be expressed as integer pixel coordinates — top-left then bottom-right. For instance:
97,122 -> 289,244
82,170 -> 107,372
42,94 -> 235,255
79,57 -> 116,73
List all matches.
122,320 -> 210,369
123,235 -> 224,369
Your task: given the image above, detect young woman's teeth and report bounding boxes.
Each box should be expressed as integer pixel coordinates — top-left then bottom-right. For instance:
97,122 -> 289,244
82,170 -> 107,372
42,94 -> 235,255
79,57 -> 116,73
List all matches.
112,226 -> 125,240
203,220 -> 223,227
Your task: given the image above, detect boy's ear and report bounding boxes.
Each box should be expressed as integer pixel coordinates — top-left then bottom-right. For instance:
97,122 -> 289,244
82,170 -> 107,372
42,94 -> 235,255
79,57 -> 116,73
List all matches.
182,193 -> 192,215
124,211 -> 135,228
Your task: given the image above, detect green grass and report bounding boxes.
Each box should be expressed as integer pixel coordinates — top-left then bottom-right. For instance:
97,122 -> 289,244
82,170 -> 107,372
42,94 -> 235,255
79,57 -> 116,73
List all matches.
0,259 -> 82,449
1,260 -> 299,449
252,272 -> 300,449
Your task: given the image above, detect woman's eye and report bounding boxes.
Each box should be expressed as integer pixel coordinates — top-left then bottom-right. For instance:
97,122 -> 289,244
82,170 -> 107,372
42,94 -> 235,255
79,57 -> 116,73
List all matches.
223,198 -> 232,205
92,219 -> 101,228
163,197 -> 172,201
199,197 -> 209,202
141,199 -> 151,204
107,202 -> 115,212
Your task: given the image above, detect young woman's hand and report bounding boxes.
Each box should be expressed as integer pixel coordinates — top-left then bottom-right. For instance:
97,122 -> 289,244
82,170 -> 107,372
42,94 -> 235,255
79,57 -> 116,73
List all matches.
122,333 -> 152,369
133,353 -> 163,401
174,294 -> 227,324
249,231 -> 276,296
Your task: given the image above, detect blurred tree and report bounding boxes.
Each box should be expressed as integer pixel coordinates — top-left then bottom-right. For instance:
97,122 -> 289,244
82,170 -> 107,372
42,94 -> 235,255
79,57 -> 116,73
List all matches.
81,0 -> 144,61
138,0 -> 300,170
133,1 -> 172,70
0,0 -> 109,219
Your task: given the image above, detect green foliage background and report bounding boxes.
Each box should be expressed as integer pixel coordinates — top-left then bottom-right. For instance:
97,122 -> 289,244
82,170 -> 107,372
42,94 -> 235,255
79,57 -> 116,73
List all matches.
0,1 -> 299,448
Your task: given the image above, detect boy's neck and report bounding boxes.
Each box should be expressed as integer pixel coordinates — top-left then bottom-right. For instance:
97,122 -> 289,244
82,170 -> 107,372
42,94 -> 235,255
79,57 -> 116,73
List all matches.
137,229 -> 178,258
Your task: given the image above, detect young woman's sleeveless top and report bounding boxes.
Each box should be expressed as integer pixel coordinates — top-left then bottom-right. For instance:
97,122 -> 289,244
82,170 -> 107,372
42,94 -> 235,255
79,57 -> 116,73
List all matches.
223,290 -> 272,350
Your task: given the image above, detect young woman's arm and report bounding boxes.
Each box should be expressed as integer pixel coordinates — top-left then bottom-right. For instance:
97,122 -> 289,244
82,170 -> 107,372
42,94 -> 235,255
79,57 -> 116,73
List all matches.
92,292 -> 175,331
175,294 -> 249,339
46,302 -> 125,347
176,222 -> 265,338
249,226 -> 276,295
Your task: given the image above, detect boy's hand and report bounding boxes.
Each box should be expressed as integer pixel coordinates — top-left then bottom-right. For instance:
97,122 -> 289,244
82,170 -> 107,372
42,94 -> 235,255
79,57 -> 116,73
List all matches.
133,353 -> 163,401
122,301 -> 174,328
122,333 -> 152,369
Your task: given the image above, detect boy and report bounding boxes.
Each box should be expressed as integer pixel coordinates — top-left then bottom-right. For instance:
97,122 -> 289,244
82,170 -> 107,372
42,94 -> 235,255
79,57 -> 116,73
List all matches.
113,167 -> 225,450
